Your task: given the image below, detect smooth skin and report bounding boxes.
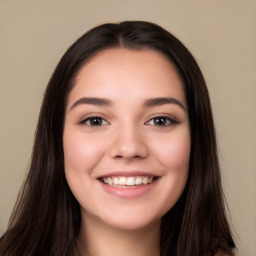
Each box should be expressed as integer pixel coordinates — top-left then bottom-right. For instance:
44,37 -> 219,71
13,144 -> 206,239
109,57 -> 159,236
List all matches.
63,48 -> 191,256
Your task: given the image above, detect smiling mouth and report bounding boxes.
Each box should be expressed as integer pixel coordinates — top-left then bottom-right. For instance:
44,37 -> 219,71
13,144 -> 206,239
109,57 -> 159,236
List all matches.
98,176 -> 159,187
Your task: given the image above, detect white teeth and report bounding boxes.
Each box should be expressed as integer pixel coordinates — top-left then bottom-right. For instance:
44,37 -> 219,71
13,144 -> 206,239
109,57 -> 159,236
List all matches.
127,177 -> 135,185
135,177 -> 142,185
119,177 -> 126,185
101,176 -> 155,186
142,177 -> 148,184
113,177 -> 119,185
107,177 -> 112,185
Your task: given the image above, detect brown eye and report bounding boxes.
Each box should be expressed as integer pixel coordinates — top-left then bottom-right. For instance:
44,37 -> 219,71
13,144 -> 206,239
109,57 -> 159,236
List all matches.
80,117 -> 108,126
153,117 -> 168,126
146,116 -> 179,126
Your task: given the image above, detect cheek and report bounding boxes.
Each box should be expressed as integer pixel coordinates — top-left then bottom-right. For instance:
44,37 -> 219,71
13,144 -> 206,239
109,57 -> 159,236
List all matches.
63,130 -> 107,211
154,131 -> 191,171
154,132 -> 190,213
63,131 -> 106,174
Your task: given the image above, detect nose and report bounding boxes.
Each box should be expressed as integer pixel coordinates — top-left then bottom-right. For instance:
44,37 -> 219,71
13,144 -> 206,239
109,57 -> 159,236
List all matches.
108,125 -> 149,159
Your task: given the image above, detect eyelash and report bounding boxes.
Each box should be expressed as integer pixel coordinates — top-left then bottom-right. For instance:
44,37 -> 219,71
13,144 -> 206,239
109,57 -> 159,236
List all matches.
80,116 -> 109,126
145,116 -> 179,126
79,115 -> 179,127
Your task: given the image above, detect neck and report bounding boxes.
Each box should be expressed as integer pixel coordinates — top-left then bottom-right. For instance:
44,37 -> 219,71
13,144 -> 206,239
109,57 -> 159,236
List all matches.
76,213 -> 160,256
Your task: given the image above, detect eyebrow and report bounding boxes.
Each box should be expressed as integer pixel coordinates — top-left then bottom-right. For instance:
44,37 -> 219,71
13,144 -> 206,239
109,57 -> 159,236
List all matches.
143,97 -> 186,111
68,97 -> 113,111
68,97 -> 186,112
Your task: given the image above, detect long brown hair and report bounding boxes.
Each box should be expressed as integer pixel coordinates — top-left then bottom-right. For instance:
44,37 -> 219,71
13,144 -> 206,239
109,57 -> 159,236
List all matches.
0,21 -> 236,256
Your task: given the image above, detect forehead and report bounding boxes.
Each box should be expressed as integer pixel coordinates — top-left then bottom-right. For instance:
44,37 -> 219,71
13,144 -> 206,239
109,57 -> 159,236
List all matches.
67,48 -> 186,108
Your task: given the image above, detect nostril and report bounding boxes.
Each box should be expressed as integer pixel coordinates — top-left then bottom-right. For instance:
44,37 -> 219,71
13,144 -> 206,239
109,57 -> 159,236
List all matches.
108,135 -> 149,159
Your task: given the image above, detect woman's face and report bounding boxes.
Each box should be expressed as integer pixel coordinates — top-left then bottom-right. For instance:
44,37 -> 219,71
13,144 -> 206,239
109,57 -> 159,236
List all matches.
63,48 -> 191,230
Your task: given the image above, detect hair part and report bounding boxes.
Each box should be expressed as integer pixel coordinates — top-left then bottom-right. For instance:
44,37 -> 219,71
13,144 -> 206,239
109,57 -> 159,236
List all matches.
0,21 -> 236,256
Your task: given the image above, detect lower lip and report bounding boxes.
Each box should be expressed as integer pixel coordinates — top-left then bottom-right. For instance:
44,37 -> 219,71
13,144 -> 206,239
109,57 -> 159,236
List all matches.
98,179 -> 160,199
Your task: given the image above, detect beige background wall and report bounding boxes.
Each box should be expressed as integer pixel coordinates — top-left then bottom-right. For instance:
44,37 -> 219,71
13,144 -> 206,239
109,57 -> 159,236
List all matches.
0,1 -> 255,255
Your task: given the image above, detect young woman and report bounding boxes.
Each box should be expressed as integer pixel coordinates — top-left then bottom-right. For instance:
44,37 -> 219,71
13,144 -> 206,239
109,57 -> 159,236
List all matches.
0,21 -> 236,256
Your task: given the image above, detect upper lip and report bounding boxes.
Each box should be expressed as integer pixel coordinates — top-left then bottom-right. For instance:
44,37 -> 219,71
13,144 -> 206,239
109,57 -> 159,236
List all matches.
96,170 -> 159,179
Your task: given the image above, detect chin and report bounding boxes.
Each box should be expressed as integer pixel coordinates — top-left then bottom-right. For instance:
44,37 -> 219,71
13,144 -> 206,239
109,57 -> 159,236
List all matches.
106,217 -> 160,231
99,207 -> 162,231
